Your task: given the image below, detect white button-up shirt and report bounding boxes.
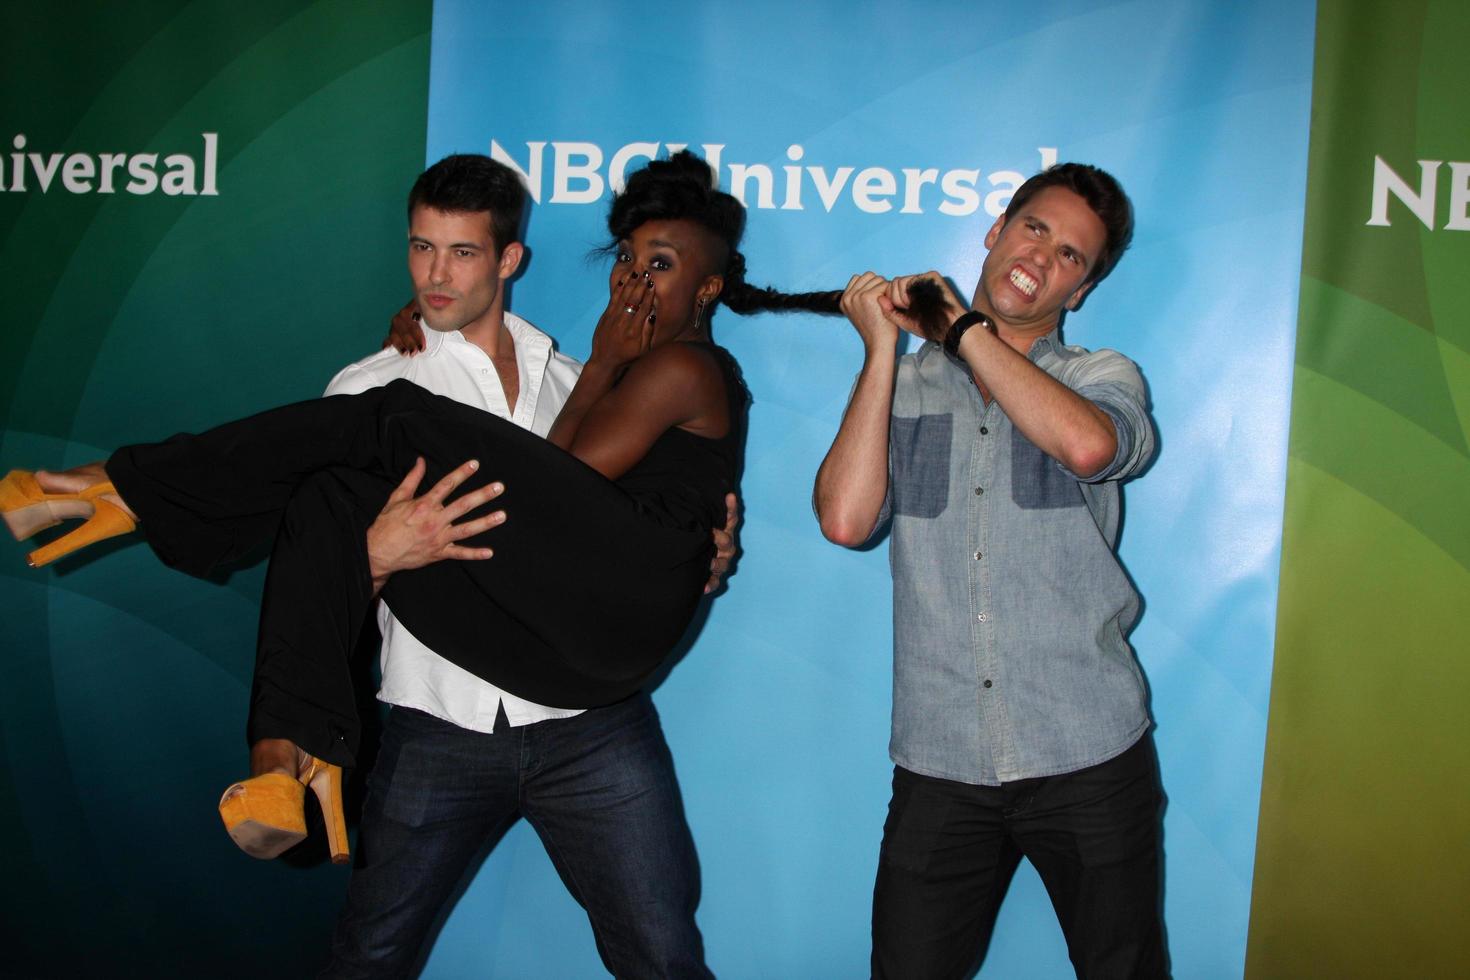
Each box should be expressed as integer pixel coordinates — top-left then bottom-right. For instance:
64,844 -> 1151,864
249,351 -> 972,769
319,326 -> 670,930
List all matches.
324,312 -> 585,729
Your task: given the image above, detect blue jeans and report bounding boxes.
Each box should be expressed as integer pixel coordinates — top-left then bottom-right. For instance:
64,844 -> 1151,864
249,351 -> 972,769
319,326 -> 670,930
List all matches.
323,695 -> 711,978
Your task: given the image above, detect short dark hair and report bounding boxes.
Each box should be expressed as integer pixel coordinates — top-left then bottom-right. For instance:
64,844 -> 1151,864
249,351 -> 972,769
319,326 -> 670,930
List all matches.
407,154 -> 526,254
1005,163 -> 1133,284
606,150 -> 745,274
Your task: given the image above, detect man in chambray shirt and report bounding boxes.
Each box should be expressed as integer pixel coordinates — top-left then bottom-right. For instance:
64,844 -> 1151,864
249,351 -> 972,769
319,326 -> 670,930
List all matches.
815,164 -> 1165,979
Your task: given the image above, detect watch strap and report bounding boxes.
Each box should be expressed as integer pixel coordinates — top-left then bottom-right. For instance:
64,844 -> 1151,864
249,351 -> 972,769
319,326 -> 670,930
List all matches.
942,310 -> 995,358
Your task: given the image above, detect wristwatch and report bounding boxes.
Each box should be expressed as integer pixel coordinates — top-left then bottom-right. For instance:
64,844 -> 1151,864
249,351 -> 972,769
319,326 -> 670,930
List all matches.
942,310 -> 996,360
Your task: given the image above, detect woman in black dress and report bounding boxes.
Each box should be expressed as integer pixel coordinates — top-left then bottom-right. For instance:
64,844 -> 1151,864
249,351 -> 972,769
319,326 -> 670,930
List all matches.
1,151 -> 841,861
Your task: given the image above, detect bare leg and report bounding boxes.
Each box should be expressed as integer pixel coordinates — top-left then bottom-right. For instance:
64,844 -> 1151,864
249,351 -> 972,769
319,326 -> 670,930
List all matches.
34,463 -> 138,522
247,737 -> 307,780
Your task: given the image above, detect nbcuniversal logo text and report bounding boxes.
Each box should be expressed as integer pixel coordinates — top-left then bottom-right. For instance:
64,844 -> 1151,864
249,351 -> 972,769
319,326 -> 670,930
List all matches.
1368,155 -> 1470,230
490,140 -> 1059,218
1,133 -> 219,196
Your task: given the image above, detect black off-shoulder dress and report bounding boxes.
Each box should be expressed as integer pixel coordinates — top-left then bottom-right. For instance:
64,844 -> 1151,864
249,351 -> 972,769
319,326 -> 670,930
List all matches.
107,346 -> 745,766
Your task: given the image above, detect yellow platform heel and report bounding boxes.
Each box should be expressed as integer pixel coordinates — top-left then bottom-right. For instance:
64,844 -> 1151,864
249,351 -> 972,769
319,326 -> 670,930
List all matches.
218,756 -> 349,864
0,469 -> 137,567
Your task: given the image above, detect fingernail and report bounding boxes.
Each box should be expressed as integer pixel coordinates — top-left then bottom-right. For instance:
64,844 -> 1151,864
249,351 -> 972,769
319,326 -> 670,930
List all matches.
490,482 -> 503,493
468,460 -> 479,470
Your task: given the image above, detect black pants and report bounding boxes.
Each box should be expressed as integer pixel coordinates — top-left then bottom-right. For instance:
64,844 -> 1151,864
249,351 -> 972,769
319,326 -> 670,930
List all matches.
107,380 -> 713,766
872,736 -> 1168,980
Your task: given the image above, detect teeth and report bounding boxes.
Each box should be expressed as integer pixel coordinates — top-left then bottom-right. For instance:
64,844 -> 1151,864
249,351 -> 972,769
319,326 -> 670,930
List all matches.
1010,268 -> 1038,297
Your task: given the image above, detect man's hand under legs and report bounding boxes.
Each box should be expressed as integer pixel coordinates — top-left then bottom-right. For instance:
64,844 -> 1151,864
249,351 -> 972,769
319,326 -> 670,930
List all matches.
366,457 -> 506,595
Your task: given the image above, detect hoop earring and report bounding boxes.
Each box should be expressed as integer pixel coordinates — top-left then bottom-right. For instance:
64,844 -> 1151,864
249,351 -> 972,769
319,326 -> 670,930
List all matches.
691,298 -> 707,332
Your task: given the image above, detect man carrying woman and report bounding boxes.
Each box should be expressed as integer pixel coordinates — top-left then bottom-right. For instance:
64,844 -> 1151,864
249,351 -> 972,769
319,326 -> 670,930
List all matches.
3,151 -> 840,976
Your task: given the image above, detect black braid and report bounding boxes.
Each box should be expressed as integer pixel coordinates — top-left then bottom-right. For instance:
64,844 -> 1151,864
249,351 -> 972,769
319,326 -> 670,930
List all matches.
719,255 -> 953,339
720,251 -> 842,315
721,282 -> 844,315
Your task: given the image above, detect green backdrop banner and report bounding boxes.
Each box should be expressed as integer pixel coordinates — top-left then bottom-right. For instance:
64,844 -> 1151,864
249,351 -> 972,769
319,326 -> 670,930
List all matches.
1248,1 -> 1470,976
0,2 -> 428,973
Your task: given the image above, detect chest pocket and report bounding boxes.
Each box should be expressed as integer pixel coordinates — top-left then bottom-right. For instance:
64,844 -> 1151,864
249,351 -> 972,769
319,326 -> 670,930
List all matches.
891,414 -> 952,519
1011,430 -> 1083,510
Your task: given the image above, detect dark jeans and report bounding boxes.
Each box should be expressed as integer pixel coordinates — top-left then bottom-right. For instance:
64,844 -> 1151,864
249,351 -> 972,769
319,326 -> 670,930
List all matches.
872,735 -> 1168,980
323,695 -> 711,979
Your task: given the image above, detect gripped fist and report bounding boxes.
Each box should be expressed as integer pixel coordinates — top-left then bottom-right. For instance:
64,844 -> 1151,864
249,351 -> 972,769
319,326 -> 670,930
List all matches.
839,271 -> 902,352
888,272 -> 970,342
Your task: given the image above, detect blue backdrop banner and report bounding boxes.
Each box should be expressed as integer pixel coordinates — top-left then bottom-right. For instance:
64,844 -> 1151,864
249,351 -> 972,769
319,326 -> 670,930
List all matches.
417,0 -> 1315,976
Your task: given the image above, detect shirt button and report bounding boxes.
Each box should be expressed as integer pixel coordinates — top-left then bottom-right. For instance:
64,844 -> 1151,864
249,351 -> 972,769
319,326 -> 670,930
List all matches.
974,551 -> 982,560
983,679 -> 993,689
979,426 -> 989,435
977,613 -> 988,623
974,486 -> 984,495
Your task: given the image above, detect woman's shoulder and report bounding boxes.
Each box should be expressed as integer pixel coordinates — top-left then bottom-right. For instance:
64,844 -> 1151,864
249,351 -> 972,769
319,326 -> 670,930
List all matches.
630,341 -> 731,386
623,342 -> 744,432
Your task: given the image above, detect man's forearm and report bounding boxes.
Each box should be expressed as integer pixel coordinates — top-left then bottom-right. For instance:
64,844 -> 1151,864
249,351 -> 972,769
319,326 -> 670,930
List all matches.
957,327 -> 1117,477
814,347 -> 897,547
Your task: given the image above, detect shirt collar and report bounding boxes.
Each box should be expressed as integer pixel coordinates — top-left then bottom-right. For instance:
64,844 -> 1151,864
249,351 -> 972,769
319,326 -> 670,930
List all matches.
501,310 -> 553,361
1026,328 -> 1061,362
426,312 -> 553,364
419,322 -> 450,355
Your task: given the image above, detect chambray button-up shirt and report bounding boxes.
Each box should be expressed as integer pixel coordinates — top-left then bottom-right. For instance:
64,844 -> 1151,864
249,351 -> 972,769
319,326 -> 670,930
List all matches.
876,331 -> 1156,786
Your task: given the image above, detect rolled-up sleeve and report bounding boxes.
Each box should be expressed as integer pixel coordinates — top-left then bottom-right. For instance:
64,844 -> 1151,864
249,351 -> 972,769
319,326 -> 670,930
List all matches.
1059,348 -> 1156,483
